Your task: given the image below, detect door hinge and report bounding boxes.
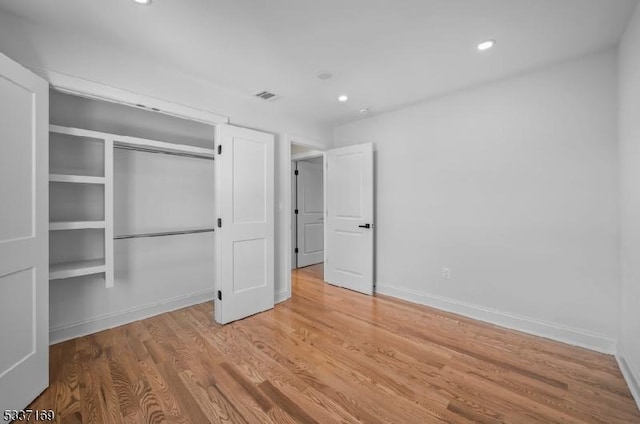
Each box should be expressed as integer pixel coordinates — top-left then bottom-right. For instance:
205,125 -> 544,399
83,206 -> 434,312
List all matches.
294,169 -> 299,175
218,145 -> 222,155
294,247 -> 299,253
217,290 -> 222,300
217,218 -> 222,228
294,209 -> 298,214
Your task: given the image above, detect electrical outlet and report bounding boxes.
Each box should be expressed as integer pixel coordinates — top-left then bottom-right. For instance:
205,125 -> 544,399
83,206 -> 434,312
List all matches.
442,267 -> 451,280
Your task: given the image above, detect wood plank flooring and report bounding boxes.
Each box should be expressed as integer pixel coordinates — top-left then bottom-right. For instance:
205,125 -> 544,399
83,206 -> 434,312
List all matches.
29,263 -> 640,423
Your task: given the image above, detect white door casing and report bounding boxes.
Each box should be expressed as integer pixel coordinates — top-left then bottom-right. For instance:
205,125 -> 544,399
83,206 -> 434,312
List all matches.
0,53 -> 49,414
291,162 -> 297,269
296,159 -> 324,268
325,143 -> 374,295
214,124 -> 275,324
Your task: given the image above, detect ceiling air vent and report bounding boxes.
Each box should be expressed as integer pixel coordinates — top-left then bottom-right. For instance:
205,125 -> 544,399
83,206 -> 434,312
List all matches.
254,90 -> 280,101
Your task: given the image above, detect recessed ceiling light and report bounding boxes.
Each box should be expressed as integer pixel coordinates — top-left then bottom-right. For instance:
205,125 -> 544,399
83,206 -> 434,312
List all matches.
317,71 -> 333,80
477,40 -> 495,51
338,95 -> 348,102
133,0 -> 152,5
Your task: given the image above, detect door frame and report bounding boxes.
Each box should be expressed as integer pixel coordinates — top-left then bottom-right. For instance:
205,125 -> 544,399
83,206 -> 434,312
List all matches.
283,134 -> 326,302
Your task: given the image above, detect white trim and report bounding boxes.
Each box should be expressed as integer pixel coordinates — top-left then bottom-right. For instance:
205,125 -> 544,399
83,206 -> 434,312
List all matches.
375,283 -> 617,354
284,135 -> 293,294
291,150 -> 324,161
33,68 -> 229,126
49,289 -> 215,345
275,290 -> 291,304
288,133 -> 325,150
617,342 -> 640,410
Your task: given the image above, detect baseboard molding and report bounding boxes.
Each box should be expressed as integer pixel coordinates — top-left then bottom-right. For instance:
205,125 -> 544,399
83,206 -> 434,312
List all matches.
49,289 -> 215,345
617,343 -> 640,410
375,283 -> 617,354
275,290 -> 291,304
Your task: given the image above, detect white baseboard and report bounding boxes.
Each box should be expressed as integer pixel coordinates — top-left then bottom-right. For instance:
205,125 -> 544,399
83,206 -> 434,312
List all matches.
49,289 -> 215,345
375,283 -> 617,354
275,290 -> 291,304
617,343 -> 640,410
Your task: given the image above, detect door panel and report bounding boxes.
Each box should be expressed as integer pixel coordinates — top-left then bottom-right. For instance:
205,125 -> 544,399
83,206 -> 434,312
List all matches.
0,269 -> 35,374
0,52 -> 49,415
325,143 -> 373,295
215,124 -> 274,324
296,159 -> 324,267
0,76 -> 33,242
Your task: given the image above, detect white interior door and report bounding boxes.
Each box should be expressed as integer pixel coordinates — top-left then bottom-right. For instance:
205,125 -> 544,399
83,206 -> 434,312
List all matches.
296,159 -> 324,268
0,53 -> 49,414
325,143 -> 374,295
215,124 -> 274,324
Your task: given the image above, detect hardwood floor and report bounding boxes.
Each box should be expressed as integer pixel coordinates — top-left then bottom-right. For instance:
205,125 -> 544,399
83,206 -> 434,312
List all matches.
29,263 -> 640,423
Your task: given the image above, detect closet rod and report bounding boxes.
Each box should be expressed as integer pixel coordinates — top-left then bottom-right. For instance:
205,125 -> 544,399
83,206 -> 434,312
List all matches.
114,228 -> 215,240
114,144 -> 215,161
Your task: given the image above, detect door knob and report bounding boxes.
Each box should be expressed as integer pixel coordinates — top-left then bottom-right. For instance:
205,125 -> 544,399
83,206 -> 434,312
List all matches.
358,224 -> 371,229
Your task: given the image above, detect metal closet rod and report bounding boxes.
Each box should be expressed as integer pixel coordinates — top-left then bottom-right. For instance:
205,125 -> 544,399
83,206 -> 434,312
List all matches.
114,144 -> 215,161
114,228 -> 215,240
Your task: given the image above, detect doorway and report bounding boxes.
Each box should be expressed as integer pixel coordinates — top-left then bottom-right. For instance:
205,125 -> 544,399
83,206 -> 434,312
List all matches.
284,138 -> 374,301
291,143 -> 325,271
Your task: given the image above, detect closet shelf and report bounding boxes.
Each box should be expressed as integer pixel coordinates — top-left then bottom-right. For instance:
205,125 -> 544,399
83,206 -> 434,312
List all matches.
50,124 -> 216,158
49,259 -> 106,280
50,174 -> 106,184
50,221 -> 106,231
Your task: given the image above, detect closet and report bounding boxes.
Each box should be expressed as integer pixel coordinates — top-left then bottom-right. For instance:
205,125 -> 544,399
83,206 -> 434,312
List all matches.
47,91 -> 218,339
47,90 -> 274,340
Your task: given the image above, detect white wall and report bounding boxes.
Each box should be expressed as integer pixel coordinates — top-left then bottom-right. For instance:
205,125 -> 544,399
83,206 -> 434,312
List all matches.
0,9 -> 332,316
618,3 -> 640,404
334,50 -> 620,352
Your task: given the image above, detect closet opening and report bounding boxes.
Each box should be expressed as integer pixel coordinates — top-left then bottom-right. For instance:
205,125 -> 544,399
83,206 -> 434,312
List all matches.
48,89 -> 217,343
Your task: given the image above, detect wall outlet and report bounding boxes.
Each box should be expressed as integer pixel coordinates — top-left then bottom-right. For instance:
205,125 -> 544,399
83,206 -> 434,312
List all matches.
442,267 -> 451,280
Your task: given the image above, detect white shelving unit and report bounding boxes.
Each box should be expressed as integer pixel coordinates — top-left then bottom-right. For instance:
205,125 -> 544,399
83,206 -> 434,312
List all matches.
49,125 -> 114,287
48,125 -> 216,288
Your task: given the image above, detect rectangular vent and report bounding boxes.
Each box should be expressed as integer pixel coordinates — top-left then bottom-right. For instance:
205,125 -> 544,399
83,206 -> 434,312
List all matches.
254,90 -> 280,101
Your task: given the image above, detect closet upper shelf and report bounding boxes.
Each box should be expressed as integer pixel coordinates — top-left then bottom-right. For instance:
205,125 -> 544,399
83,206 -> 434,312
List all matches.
50,221 -> 106,231
50,125 -> 216,158
50,174 -> 106,184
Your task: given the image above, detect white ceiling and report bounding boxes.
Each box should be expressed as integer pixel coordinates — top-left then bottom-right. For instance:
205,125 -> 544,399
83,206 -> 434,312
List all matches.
0,0 -> 637,127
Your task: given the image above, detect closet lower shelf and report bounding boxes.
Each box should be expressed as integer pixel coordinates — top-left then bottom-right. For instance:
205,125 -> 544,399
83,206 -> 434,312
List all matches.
49,259 -> 106,280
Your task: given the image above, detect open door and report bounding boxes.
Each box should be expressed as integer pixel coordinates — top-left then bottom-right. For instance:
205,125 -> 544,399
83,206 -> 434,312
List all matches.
325,143 -> 374,295
215,124 -> 274,324
0,53 -> 49,414
295,159 -> 324,268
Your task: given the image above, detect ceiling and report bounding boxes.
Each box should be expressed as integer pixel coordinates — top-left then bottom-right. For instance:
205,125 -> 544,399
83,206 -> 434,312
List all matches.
0,0 -> 637,127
